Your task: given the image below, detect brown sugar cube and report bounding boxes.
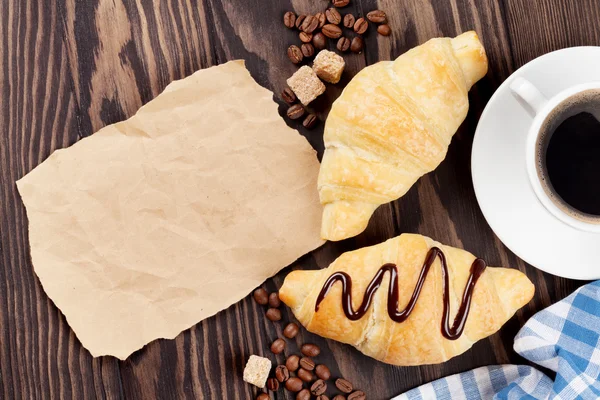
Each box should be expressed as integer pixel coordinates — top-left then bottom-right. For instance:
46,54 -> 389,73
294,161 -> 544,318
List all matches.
286,66 -> 326,106
312,50 -> 345,84
243,355 -> 272,388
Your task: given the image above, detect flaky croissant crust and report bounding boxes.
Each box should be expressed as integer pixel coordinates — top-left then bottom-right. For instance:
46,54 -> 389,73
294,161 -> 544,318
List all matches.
280,234 -> 534,366
318,31 -> 489,241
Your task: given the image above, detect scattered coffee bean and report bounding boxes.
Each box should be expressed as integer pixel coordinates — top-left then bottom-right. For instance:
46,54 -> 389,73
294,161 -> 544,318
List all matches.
275,365 -> 290,382
257,393 -> 270,400
333,396 -> 346,400
283,322 -> 300,338
343,14 -> 355,28
301,43 -> 315,58
287,104 -> 305,120
299,31 -> 313,43
267,377 -> 279,391
266,308 -> 282,321
271,338 -> 286,354
312,32 -> 327,49
311,379 -> 327,396
350,36 -> 364,53
317,396 -> 330,400
336,378 -> 353,393
367,10 -> 387,23
253,288 -> 269,305
322,24 -> 343,39
282,88 -> 296,104
286,377 -> 304,392
301,15 -> 319,33
297,389 -> 311,400
287,45 -> 303,64
303,114 -> 318,129
377,24 -> 391,36
316,12 -> 327,28
337,37 -> 350,52
297,368 -> 314,382
299,357 -> 315,371
315,364 -> 331,380
284,12 -> 297,29
354,17 -> 368,34
301,343 -> 321,357
348,391 -> 366,400
268,292 -> 281,308
286,354 -> 300,372
295,14 -> 306,30
326,8 -> 342,25
332,0 -> 350,7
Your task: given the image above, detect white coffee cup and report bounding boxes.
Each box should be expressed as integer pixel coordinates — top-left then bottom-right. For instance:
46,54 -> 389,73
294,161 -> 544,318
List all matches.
510,77 -> 600,233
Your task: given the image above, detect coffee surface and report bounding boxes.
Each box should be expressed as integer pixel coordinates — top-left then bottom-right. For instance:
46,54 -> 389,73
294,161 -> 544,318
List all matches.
538,90 -> 600,219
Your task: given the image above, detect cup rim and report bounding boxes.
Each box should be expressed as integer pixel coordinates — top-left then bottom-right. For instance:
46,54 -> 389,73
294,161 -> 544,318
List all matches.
525,81 -> 600,233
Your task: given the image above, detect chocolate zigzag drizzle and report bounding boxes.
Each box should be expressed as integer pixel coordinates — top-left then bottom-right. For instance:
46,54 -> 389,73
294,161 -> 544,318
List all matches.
315,247 -> 487,340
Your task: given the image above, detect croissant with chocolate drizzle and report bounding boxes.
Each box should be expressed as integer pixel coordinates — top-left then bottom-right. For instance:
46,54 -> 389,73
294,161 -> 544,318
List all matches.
279,234 -> 534,366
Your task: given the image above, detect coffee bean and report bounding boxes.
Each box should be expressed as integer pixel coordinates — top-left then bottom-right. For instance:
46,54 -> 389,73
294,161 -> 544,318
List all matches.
367,10 -> 387,23
301,15 -> 318,33
287,103 -> 305,120
275,365 -> 290,382
348,391 -> 366,400
268,292 -> 281,307
316,12 -> 326,28
335,378 -> 353,393
350,36 -> 364,53
283,322 -> 300,338
282,88 -> 296,104
267,378 -> 279,391
299,357 -> 315,371
337,37 -> 350,52
315,364 -> 331,380
332,0 -> 350,7
301,43 -> 315,58
303,114 -> 318,129
286,354 -> 300,372
284,12 -> 297,29
299,31 -> 313,43
326,8 -> 342,24
312,32 -> 327,49
318,396 -> 330,400
271,338 -> 286,354
333,396 -> 346,400
253,288 -> 269,305
301,343 -> 321,357
377,24 -> 391,36
354,17 -> 368,34
295,14 -> 306,29
322,24 -> 343,39
286,377 -> 304,392
343,14 -> 355,28
296,389 -> 311,400
311,379 -> 327,396
297,368 -> 314,382
266,308 -> 282,321
257,393 -> 270,400
287,45 -> 303,64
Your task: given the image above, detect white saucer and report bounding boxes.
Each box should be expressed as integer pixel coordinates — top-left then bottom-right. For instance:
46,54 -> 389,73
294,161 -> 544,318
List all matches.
472,47 -> 600,280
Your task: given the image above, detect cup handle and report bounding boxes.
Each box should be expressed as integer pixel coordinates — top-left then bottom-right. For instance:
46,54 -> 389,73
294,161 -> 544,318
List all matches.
510,77 -> 548,116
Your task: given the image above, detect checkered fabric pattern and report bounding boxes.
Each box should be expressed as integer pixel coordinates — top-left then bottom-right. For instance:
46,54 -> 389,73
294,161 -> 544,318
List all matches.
393,281 -> 600,400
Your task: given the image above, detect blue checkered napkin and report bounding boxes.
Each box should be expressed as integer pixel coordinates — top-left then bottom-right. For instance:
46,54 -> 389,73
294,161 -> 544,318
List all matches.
393,281 -> 600,400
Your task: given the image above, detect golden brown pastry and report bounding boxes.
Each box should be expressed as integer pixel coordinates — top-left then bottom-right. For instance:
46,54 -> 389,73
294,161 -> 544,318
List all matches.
280,234 -> 534,366
319,32 -> 489,240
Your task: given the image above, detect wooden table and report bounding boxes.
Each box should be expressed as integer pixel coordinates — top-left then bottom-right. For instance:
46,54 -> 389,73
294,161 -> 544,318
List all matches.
1,0 -> 597,398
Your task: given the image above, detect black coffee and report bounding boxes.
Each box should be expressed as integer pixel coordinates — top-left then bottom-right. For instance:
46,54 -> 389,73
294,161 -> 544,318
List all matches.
537,89 -> 600,221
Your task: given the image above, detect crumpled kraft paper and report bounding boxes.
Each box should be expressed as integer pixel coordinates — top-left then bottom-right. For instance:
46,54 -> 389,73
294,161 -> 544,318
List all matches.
17,60 -> 324,359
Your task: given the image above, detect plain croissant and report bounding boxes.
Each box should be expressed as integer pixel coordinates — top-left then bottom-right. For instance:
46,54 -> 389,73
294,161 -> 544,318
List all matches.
319,31 -> 489,241
279,234 -> 534,366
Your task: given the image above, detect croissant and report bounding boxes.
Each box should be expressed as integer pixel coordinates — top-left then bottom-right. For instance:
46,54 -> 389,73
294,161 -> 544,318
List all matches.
279,234 -> 534,366
319,31 -> 489,240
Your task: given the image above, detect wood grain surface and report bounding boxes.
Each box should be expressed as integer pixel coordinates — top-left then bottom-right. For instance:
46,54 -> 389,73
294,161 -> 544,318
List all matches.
0,0 -> 596,399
